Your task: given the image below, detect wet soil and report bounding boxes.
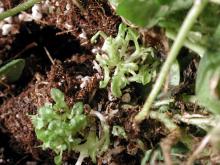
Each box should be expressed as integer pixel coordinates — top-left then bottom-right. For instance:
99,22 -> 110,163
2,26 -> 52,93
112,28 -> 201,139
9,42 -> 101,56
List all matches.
0,0 -> 202,165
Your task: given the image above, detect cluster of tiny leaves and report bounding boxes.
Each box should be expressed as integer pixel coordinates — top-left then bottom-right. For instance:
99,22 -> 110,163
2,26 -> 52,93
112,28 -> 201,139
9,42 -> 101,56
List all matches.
32,88 -> 87,165
91,23 -> 157,97
112,0 -> 220,114
32,88 -> 110,165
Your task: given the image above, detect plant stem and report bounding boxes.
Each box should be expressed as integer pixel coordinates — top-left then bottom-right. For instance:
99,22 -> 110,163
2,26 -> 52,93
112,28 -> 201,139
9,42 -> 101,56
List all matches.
0,0 -> 43,21
134,0 -> 208,123
153,99 -> 174,108
149,111 -> 178,131
174,114 -> 218,131
166,30 -> 206,57
75,153 -> 86,165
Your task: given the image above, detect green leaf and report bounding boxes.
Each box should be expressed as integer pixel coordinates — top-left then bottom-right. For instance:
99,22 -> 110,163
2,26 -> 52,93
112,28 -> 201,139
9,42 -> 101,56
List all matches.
117,0 -> 161,27
196,22 -> 220,114
70,102 -> 83,116
116,0 -> 192,28
54,152 -> 62,165
92,23 -> 157,97
0,59 -> 25,83
74,131 -> 99,163
128,66 -> 151,85
111,74 -> 128,97
112,125 -> 127,139
51,88 -> 65,102
196,52 -> 220,114
99,66 -> 110,88
168,60 -> 180,87
50,88 -> 68,111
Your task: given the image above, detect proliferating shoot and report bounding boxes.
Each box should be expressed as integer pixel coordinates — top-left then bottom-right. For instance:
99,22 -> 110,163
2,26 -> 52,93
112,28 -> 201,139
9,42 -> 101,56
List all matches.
91,23 -> 158,97
32,88 -> 110,165
32,88 -> 87,164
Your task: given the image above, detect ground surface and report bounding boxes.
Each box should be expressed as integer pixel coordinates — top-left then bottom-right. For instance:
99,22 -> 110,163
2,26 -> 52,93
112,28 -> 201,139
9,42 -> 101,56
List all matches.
0,1 -> 214,165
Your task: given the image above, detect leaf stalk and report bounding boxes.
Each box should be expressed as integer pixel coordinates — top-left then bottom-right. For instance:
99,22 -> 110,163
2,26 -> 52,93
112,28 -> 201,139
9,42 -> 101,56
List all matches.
0,0 -> 43,21
134,0 -> 209,123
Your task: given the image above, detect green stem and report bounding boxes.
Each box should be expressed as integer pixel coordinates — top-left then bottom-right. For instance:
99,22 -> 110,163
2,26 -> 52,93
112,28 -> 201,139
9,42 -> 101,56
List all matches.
149,111 -> 178,131
134,0 -> 208,123
153,99 -> 174,108
166,30 -> 206,57
90,31 -> 107,43
174,114 -> 218,131
0,0 -> 43,21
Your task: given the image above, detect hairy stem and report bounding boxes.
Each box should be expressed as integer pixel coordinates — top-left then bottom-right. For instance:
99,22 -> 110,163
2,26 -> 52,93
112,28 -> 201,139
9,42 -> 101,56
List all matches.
0,0 -> 43,21
134,0 -> 208,123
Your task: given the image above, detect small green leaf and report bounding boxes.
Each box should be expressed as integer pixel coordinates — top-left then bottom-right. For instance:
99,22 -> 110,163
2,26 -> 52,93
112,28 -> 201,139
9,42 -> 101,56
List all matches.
112,125 -> 127,139
74,131 -> 99,163
111,74 -> 127,97
196,52 -> 220,114
169,60 -> 180,87
100,66 -> 110,88
128,66 -> 151,85
71,102 -> 84,116
51,88 -> 65,102
50,88 -> 68,111
54,153 -> 62,165
0,59 -> 25,83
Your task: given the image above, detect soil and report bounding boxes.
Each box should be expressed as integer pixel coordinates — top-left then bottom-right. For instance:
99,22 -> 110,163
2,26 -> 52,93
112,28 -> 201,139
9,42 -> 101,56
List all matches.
0,0 -> 204,165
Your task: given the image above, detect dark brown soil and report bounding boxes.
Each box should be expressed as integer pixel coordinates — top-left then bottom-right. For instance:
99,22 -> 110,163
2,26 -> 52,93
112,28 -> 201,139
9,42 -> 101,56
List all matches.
0,0 -> 200,165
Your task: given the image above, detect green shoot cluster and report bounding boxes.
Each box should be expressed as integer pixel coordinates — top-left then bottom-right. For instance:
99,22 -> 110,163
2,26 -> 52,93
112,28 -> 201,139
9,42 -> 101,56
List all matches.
91,23 -> 157,97
32,88 -> 109,165
32,88 -> 87,164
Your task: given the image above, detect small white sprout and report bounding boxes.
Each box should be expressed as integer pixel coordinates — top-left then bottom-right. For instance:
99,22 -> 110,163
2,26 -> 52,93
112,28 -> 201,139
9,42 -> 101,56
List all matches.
92,60 -> 102,74
1,24 -> 13,35
80,76 -> 91,89
64,23 -> 73,30
18,12 -> 33,22
0,7 -> 4,13
32,4 -> 42,21
66,3 -> 71,11
91,47 -> 101,54
79,29 -> 87,39
4,16 -> 12,23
